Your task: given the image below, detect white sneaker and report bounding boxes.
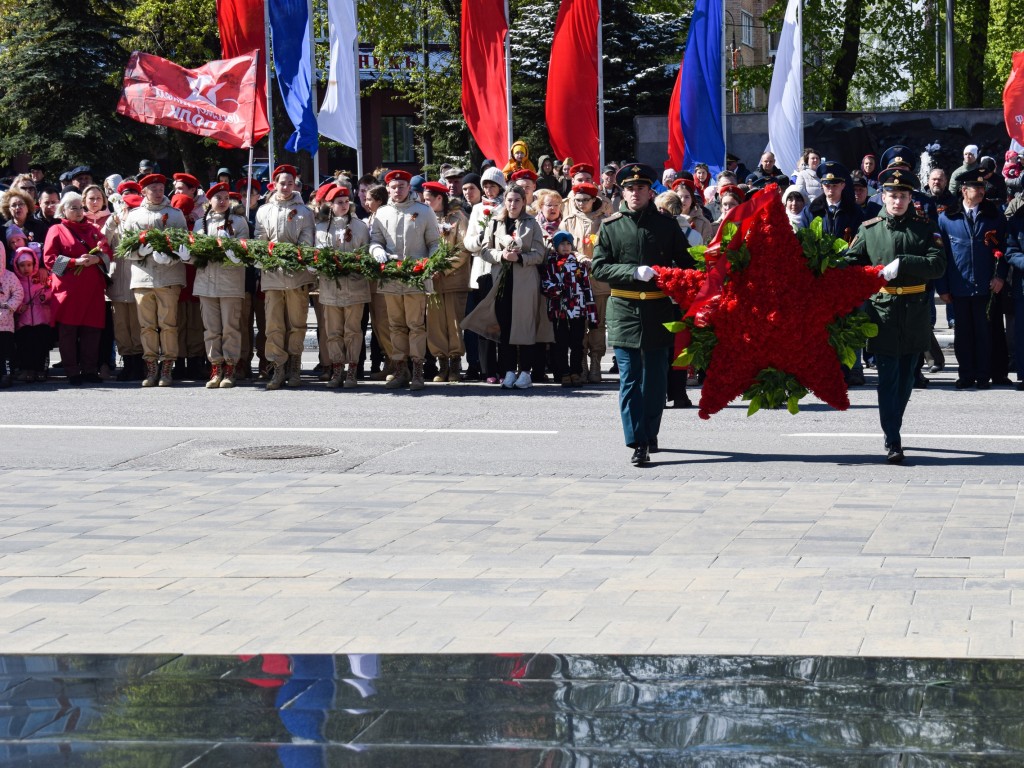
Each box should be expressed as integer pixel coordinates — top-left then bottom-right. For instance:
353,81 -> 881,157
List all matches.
501,371 -> 518,388
513,371 -> 533,389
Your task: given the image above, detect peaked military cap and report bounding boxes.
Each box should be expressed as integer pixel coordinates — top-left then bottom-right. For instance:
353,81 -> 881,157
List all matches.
817,161 -> 849,184
615,162 -> 657,187
879,145 -> 913,170
877,167 -> 918,191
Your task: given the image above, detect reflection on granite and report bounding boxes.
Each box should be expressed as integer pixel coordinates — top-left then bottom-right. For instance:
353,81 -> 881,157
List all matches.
1,654 -> 1023,765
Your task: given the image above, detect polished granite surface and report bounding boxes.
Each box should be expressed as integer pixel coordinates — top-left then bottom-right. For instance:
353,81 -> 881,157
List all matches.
2,654 -> 1024,766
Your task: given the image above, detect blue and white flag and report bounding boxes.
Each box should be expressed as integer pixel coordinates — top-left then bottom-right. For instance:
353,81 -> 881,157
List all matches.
319,0 -> 359,149
679,0 -> 724,175
268,0 -> 318,155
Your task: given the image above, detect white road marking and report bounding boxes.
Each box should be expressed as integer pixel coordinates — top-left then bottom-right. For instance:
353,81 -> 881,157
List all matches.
788,433 -> 1024,441
0,425 -> 557,436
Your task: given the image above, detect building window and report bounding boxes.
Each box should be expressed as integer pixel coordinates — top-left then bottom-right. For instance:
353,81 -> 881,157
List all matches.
741,11 -> 754,48
382,116 -> 416,164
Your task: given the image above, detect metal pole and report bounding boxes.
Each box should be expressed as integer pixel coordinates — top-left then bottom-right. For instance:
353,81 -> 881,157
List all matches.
945,0 -> 954,109
264,0 -> 275,175
934,0 -> 941,107
307,0 -> 319,181
354,0 -> 363,179
504,0 -> 513,156
596,0 -> 605,168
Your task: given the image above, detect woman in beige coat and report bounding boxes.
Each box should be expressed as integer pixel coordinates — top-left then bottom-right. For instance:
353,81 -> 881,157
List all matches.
422,181 -> 470,382
462,185 -> 546,389
315,186 -> 370,388
672,178 -> 716,244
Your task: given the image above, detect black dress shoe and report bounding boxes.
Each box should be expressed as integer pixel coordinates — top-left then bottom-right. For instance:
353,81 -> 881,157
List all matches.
68,375 -> 84,386
845,371 -> 866,386
992,377 -> 1013,386
955,379 -> 973,390
886,446 -> 905,464
649,438 -> 659,453
1017,381 -> 1024,391
913,375 -> 929,389
630,445 -> 650,466
668,394 -> 693,409
977,380 -> 992,390
82,373 -> 103,384
929,364 -> 944,374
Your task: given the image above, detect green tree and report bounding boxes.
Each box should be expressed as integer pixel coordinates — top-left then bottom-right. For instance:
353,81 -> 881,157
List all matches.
0,0 -> 138,170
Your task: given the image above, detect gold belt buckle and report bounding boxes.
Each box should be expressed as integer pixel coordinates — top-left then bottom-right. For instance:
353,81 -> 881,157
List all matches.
895,287 -> 904,294
638,292 -> 647,300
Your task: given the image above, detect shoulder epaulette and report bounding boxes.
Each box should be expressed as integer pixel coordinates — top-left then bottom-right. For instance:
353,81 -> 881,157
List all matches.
603,212 -> 624,224
862,217 -> 881,227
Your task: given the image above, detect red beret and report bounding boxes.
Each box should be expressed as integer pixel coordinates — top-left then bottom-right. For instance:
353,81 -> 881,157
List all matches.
384,170 -> 412,184
421,181 -> 448,195
236,179 -> 258,193
510,169 -> 538,182
207,182 -> 230,197
314,183 -> 336,202
173,173 -> 200,189
228,192 -> 242,201
138,173 -> 166,189
572,182 -> 600,197
117,180 -> 141,195
272,164 -> 298,180
325,186 -> 350,202
718,183 -> 743,200
569,163 -> 595,178
122,193 -> 143,209
671,178 -> 696,195
170,194 -> 195,216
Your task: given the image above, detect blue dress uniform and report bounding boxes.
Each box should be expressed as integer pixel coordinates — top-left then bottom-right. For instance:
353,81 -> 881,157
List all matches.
591,163 -> 693,465
799,162 -> 865,243
845,168 -> 946,463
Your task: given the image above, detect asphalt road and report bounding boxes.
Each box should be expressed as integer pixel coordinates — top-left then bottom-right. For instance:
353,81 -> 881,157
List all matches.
0,339 -> 1020,481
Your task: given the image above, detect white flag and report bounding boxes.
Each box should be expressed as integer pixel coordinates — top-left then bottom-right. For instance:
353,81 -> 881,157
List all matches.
319,0 -> 359,149
766,0 -> 802,177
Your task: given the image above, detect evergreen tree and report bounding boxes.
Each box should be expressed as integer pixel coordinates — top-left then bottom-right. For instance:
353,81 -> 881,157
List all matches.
0,0 -> 139,169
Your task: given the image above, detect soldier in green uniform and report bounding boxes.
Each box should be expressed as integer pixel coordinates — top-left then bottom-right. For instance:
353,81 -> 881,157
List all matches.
846,167 -> 946,463
591,163 -> 694,466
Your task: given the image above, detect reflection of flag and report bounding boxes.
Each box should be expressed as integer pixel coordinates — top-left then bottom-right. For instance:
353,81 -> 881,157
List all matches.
461,0 -> 509,163
268,0 -> 318,155
116,51 -> 259,148
546,0 -> 600,168
1004,51 -> 1024,144
767,0 -> 803,175
679,0 -> 724,175
666,58 -> 685,170
216,0 -> 269,143
319,0 -> 359,149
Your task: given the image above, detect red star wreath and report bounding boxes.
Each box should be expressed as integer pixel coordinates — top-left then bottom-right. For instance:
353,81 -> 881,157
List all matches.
654,184 -> 886,420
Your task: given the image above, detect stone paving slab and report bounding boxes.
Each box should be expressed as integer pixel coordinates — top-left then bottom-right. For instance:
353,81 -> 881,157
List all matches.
0,469 -> 1023,657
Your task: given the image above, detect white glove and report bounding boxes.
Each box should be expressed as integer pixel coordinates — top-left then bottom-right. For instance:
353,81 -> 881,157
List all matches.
224,249 -> 240,264
152,251 -> 171,265
307,266 -> 318,274
634,265 -> 656,282
374,252 -> 388,264
137,243 -> 153,257
175,245 -> 191,262
881,258 -> 900,281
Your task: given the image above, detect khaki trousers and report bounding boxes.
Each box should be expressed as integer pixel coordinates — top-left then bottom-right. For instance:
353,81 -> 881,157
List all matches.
583,293 -> 609,357
175,301 -> 205,357
244,293 -> 268,371
324,303 -> 366,363
134,286 -> 181,361
369,286 -> 393,360
200,296 -> 243,364
112,300 -> 143,356
312,293 -> 330,367
384,293 -> 427,361
264,287 -> 309,365
427,291 -> 468,358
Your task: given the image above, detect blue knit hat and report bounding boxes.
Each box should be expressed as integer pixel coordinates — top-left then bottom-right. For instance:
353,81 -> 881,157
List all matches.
551,231 -> 574,249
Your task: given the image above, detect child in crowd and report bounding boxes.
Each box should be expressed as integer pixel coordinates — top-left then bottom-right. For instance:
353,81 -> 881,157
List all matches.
0,243 -> 25,387
541,231 -> 596,386
12,247 -> 51,382
502,140 -> 537,180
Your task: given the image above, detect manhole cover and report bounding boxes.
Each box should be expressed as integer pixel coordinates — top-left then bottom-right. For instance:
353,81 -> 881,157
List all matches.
222,445 -> 338,460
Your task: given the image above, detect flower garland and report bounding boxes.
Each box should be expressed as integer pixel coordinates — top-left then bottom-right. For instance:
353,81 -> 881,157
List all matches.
116,229 -> 453,287
654,186 -> 886,420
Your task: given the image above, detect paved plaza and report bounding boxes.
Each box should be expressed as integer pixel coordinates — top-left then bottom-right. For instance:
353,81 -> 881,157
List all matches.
1,337 -> 1024,659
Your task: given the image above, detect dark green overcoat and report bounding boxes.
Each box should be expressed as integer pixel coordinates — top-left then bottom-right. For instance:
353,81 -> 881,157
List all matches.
845,211 -> 946,356
591,203 -> 693,349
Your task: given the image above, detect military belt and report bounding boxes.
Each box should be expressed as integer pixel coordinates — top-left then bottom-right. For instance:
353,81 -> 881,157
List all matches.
610,289 -> 667,300
879,284 -> 926,295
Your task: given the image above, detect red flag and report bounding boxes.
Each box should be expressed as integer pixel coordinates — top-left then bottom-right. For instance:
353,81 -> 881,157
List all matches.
217,0 -> 270,144
1004,51 -> 1024,144
117,51 -> 260,148
666,58 -> 685,170
462,0 -> 509,164
546,0 -> 600,168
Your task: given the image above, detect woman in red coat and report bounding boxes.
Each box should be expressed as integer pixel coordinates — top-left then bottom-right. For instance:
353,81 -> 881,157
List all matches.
42,192 -> 112,385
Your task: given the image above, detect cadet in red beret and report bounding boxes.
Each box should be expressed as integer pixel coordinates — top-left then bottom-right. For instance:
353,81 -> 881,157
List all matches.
272,164 -> 298,181
384,169 -> 412,185
569,163 -> 595,182
138,173 -> 167,190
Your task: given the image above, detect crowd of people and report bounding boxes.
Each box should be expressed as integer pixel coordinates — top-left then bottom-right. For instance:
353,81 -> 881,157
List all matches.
0,137 -> 1021,410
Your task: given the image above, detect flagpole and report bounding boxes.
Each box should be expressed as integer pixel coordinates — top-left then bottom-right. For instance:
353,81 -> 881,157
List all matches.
264,0 -> 275,175
504,0 -> 513,155
596,0 -> 605,168
353,0 -> 363,179
307,0 -> 319,182
797,0 -> 804,152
